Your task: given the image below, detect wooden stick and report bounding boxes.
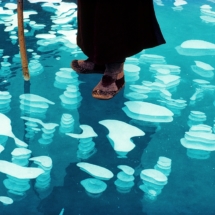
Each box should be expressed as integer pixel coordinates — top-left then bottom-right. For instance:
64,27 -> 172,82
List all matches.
17,0 -> 30,81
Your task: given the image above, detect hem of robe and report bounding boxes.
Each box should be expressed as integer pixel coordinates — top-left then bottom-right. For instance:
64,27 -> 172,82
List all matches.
76,0 -> 166,65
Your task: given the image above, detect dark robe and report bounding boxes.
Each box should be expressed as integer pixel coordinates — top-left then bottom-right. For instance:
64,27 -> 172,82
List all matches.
77,0 -> 166,65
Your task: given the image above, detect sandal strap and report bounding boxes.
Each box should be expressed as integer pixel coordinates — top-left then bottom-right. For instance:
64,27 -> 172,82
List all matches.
101,75 -> 115,86
101,74 -> 125,89
116,75 -> 125,89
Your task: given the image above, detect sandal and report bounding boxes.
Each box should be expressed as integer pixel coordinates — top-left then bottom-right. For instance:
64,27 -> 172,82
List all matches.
92,71 -> 125,100
71,58 -> 106,74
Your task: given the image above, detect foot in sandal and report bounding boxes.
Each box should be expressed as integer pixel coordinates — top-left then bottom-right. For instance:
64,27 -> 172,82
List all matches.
92,62 -> 125,100
71,58 -> 106,74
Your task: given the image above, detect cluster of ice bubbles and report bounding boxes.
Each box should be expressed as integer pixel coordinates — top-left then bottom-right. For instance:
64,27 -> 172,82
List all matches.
156,1 -> 215,20
76,157 -> 172,202
0,110 -> 169,203
200,4 -> 215,25
180,110 -> 215,160
139,158 -> 171,202
154,0 -> 188,11
0,100 -> 174,208
0,113 -> 47,203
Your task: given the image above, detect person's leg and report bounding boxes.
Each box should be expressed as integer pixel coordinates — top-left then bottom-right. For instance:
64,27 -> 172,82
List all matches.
92,59 -> 125,100
71,0 -> 106,74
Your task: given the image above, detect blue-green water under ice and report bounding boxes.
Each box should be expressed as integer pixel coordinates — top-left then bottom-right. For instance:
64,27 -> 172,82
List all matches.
1,0 -> 215,214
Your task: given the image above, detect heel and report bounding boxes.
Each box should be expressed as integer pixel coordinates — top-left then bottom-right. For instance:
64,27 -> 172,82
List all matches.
71,59 -> 105,74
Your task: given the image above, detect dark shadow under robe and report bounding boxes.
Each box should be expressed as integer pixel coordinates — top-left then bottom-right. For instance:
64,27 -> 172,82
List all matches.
77,0 -> 166,65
